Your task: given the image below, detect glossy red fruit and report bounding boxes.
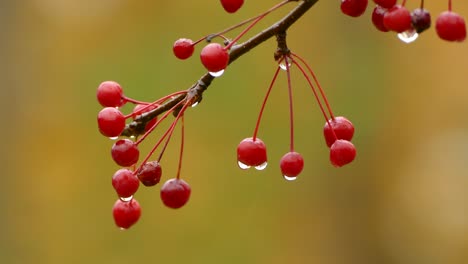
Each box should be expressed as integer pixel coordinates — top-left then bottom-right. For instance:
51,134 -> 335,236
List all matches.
411,8 -> 431,33
160,178 -> 191,209
111,139 -> 139,167
323,116 -> 355,147
436,11 -> 466,42
112,169 -> 140,198
220,0 -> 244,13
97,81 -> 124,107
330,140 -> 356,167
237,137 -> 268,169
97,107 -> 126,137
372,5 -> 389,32
136,161 -> 162,186
373,0 -> 396,9
173,38 -> 194,60
200,43 -> 229,73
132,104 -> 158,132
340,0 -> 368,18
112,198 -> 141,229
383,5 -> 412,33
280,152 -> 304,178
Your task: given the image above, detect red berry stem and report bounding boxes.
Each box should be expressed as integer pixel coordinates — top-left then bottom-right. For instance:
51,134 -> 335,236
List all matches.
448,0 -> 452,11
420,0 -> 424,8
176,115 -> 185,180
401,0 -> 407,7
284,55 -> 295,152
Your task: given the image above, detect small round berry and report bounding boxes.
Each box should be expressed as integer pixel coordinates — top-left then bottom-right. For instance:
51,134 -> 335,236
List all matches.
237,137 -> 268,169
111,139 -> 139,167
280,152 -> 304,179
136,161 -> 162,187
411,8 -> 431,33
132,104 -> 158,132
112,198 -> 141,229
383,5 -> 412,33
340,0 -> 368,18
373,0 -> 396,9
160,178 -> 191,209
112,169 -> 140,198
173,38 -> 195,60
97,81 -> 124,107
435,11 -> 466,42
323,116 -> 355,147
372,5 -> 389,32
220,0 -> 244,13
200,43 -> 229,73
330,140 -> 356,167
97,107 -> 126,137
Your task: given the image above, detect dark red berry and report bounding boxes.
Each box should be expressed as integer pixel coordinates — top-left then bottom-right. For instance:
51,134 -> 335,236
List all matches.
323,116 -> 355,147
97,81 -> 124,107
136,161 -> 162,186
372,5 -> 389,32
280,152 -> 304,179
173,38 -> 195,60
220,0 -> 244,13
383,5 -> 412,33
97,107 -> 126,137
436,11 -> 466,42
112,198 -> 141,229
111,139 -> 139,167
160,178 -> 191,209
237,137 -> 268,169
132,104 -> 158,132
200,43 -> 229,73
373,0 -> 396,9
330,140 -> 356,167
340,0 -> 368,18
411,8 -> 431,33
112,169 -> 140,198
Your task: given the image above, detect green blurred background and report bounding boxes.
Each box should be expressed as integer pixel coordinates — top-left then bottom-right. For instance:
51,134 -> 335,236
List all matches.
2,1 -> 468,263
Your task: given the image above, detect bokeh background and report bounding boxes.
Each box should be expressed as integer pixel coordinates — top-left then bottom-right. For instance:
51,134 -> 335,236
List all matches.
1,1 -> 468,263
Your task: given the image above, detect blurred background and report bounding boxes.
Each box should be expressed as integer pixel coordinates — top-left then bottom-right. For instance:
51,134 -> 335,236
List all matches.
1,1 -> 468,263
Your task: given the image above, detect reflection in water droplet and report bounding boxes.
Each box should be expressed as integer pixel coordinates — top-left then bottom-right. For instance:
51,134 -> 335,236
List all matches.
119,227 -> 127,231
209,69 -> 225,77
191,102 -> 199,108
279,57 -> 292,71
283,175 -> 297,181
255,162 -> 268,171
130,135 -> 136,140
109,136 -> 119,140
120,196 -> 133,202
398,29 -> 419,44
238,161 -> 251,170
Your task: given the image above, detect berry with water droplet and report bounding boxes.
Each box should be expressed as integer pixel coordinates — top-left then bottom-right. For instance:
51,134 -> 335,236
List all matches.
237,137 -> 268,168
373,0 -> 396,9
173,38 -> 195,60
372,5 -> 389,32
411,8 -> 431,33
435,11 -> 466,42
280,151 -> 304,178
112,198 -> 141,229
97,81 -> 125,107
330,139 -> 356,167
340,0 -> 368,18
160,178 -> 191,209
220,0 -> 244,13
323,116 -> 355,147
97,107 -> 126,137
111,139 -> 139,167
136,161 -> 162,186
200,43 -> 229,73
383,5 -> 412,33
112,168 -> 140,198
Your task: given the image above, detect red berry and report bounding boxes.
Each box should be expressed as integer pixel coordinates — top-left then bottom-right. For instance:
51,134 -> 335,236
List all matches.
136,161 -> 162,186
373,0 -> 396,9
383,5 -> 412,33
280,152 -> 304,179
200,43 -> 229,73
97,81 -> 124,107
340,0 -> 368,18
330,140 -> 356,167
111,139 -> 139,167
132,104 -> 158,132
372,5 -> 389,32
160,178 -> 191,209
323,116 -> 355,147
436,11 -> 466,42
97,107 -> 126,137
173,38 -> 195,60
220,0 -> 244,13
112,198 -> 141,229
237,137 -> 268,169
411,8 -> 431,33
112,169 -> 140,198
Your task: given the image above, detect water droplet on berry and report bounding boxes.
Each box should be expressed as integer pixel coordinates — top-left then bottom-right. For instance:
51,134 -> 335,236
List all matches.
109,136 -> 119,140
209,69 -> 225,77
120,196 -> 133,202
279,57 -> 292,71
255,162 -> 268,171
398,29 -> 419,43
283,175 -> 297,181
119,227 -> 127,231
237,161 -> 251,170
191,102 -> 199,108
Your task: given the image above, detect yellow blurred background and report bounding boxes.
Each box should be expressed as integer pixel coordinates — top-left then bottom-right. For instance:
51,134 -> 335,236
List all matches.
2,1 -> 468,263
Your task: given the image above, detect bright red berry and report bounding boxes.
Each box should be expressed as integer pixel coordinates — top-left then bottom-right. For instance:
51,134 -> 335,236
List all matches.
111,139 -> 139,167
132,104 -> 158,132
323,116 -> 355,147
173,38 -> 195,60
112,169 -> 140,198
436,11 -> 466,42
97,107 -> 126,137
237,137 -> 268,169
340,0 -> 368,18
136,161 -> 162,186
372,5 -> 389,32
160,178 -> 191,209
200,43 -> 229,73
330,139 -> 356,167
112,198 -> 141,229
383,5 -> 412,33
220,0 -> 244,13
411,8 -> 431,33
373,0 -> 396,9
97,81 -> 124,107
280,152 -> 304,180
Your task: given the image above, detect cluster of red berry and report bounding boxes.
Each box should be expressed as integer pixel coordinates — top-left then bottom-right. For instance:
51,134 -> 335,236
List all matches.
341,0 -> 466,43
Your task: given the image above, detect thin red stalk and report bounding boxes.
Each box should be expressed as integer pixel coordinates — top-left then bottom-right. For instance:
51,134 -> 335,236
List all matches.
123,91 -> 188,119
122,96 -> 150,105
284,55 -> 295,152
448,0 -> 452,11
420,0 -> 424,8
157,101 -> 190,162
176,115 -> 185,180
402,0 -> 407,7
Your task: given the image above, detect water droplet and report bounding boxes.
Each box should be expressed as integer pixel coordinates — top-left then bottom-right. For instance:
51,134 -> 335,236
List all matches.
191,101 -> 199,108
255,162 -> 268,171
109,136 -> 118,140
279,57 -> 292,71
130,135 -> 136,140
120,196 -> 133,202
283,175 -> 297,181
238,161 -> 251,170
398,29 -> 419,44
119,227 -> 127,231
209,69 -> 225,77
